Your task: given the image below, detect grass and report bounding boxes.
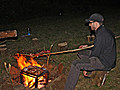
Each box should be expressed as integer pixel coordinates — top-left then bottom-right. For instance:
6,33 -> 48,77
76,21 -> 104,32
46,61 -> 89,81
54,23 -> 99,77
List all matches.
0,6 -> 120,90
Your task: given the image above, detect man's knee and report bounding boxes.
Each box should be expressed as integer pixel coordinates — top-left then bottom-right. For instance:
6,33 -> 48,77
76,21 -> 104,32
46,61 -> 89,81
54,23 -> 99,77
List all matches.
78,50 -> 91,56
72,58 -> 90,66
72,59 -> 80,66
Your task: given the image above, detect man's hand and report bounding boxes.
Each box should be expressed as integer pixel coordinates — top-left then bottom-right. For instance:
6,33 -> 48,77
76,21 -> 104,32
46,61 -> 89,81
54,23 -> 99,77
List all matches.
79,45 -> 88,49
83,71 -> 88,77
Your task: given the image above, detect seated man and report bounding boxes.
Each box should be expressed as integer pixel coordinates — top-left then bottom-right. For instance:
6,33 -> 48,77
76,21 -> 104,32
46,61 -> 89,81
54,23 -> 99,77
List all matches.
64,13 -> 116,90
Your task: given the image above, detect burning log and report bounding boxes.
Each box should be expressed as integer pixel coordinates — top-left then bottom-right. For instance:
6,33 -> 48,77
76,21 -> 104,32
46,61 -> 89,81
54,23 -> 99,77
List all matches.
0,30 -> 17,39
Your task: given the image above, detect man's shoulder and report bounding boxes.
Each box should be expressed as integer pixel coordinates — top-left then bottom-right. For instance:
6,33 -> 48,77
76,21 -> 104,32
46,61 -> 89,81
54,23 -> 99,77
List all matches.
101,26 -> 114,37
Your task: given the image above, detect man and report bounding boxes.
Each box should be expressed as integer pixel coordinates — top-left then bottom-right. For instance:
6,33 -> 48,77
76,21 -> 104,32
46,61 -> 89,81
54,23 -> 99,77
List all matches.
64,13 -> 116,90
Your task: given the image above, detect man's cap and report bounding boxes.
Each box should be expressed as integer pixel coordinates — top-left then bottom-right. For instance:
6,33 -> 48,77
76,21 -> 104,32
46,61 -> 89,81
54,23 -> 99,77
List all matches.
85,13 -> 104,23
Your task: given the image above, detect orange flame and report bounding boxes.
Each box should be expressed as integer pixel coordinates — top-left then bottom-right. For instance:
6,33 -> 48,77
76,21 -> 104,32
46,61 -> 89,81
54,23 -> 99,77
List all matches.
15,53 -> 46,89
17,54 -> 42,70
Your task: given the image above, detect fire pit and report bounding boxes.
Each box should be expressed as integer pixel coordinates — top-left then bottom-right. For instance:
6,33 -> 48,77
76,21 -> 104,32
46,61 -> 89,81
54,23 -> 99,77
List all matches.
14,53 -> 50,89
20,66 -> 49,89
11,52 -> 66,90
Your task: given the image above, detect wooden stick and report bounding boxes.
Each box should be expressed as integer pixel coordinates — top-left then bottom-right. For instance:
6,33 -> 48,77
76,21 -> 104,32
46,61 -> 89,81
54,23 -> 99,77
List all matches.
4,62 -> 9,73
16,45 -> 94,58
9,63 -> 11,72
0,41 -> 7,44
115,36 -> 120,39
0,48 -> 7,51
47,44 -> 54,66
4,62 -> 12,74
3,62 -> 13,86
46,45 -> 94,55
14,35 -> 120,58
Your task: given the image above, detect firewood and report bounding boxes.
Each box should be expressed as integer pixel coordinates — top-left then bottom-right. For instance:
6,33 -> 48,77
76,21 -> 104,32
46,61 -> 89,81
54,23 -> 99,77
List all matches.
0,48 -> 7,51
0,44 -> 6,47
0,43 -> 7,51
58,42 -> 67,47
0,41 -> 6,45
0,30 -> 17,39
9,63 -> 11,73
4,62 -> 8,73
4,62 -> 12,74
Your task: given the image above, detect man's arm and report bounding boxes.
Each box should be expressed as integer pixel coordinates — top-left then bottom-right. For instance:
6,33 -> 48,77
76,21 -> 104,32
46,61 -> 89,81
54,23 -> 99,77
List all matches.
90,36 -> 103,57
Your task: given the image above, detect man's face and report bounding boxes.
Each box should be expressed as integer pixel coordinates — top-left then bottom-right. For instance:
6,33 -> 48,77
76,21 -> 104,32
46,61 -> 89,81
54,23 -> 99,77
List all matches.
89,21 -> 96,30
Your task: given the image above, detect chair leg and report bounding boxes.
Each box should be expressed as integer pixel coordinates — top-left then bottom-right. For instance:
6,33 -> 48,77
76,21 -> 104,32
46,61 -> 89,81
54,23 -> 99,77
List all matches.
90,71 -> 108,87
101,73 -> 107,86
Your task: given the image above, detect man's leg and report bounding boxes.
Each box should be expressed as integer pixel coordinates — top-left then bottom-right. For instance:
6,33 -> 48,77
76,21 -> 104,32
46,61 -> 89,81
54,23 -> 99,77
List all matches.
64,50 -> 91,90
77,50 -> 91,59
64,64 -> 80,90
64,57 -> 105,90
64,57 -> 91,90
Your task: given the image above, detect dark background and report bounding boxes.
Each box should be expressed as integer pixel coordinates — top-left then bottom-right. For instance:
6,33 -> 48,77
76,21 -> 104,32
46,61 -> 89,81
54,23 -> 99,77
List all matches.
0,0 -> 120,24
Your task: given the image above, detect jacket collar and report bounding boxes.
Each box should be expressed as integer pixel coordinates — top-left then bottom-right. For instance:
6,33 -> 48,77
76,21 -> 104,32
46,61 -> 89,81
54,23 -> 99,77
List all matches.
95,25 -> 104,35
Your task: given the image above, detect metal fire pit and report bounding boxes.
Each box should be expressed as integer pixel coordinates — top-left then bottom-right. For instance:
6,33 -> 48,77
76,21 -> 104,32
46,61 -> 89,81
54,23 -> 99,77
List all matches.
20,66 -> 49,88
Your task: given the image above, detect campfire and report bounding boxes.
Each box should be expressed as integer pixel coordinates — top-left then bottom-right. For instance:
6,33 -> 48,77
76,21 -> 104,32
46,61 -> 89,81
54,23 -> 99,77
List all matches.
11,45 -> 95,89
14,53 -> 50,89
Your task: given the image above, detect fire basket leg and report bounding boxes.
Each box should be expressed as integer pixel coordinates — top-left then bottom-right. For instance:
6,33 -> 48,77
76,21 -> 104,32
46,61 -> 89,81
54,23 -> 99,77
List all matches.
20,71 -> 23,84
45,70 -> 49,84
35,77 -> 38,88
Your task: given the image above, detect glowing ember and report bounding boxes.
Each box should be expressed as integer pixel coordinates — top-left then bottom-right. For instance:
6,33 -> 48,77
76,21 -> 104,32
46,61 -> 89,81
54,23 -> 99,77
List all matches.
14,53 -> 49,89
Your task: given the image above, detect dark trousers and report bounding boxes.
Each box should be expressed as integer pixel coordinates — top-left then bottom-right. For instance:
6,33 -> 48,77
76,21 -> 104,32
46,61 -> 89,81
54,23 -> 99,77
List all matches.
64,50 -> 105,90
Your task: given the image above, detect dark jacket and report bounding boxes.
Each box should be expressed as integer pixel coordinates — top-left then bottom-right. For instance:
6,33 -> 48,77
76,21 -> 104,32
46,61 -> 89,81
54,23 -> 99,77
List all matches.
90,25 -> 116,70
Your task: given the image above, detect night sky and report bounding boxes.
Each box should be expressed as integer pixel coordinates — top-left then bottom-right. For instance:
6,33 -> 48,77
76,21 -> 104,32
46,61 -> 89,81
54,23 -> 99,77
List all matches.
0,0 -> 120,24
